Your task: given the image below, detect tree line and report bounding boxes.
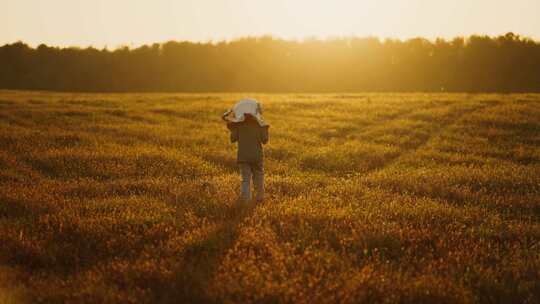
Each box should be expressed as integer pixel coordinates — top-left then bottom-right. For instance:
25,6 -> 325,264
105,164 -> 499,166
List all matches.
1,33 -> 539,92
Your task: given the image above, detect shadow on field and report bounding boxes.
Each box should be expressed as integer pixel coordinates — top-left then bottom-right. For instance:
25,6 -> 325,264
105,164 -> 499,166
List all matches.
164,202 -> 257,303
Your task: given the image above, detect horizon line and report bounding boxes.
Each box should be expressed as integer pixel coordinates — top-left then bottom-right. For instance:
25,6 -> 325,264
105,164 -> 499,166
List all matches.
2,32 -> 538,50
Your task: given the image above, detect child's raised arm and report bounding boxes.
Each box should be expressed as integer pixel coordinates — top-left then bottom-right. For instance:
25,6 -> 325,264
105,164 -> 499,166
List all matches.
222,109 -> 233,122
260,125 -> 269,144
229,123 -> 238,143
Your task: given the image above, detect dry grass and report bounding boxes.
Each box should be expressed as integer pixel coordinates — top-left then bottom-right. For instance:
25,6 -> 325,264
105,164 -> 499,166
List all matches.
0,90 -> 539,303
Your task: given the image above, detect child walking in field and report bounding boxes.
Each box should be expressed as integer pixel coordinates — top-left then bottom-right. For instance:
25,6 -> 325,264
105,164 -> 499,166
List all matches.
222,99 -> 269,203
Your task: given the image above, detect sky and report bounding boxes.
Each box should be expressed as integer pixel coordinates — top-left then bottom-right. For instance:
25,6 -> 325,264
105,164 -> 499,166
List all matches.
2,0 -> 540,48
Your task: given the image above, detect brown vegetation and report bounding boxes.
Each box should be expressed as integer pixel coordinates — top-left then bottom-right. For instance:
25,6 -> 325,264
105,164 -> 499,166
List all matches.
0,91 -> 539,303
2,33 -> 540,92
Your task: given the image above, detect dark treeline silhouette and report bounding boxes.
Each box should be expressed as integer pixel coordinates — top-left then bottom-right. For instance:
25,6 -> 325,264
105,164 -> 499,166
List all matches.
1,33 -> 539,92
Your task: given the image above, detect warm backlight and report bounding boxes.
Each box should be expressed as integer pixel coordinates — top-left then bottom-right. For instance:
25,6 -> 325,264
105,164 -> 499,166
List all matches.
1,0 -> 540,47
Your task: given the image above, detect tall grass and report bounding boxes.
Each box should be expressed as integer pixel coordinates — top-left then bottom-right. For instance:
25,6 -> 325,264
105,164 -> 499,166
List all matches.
0,91 -> 538,303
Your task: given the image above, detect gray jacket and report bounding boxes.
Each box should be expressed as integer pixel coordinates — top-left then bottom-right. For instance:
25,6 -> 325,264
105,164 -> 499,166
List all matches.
228,119 -> 269,163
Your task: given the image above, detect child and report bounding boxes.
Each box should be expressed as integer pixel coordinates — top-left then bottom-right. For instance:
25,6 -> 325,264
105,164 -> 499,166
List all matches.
222,99 -> 269,203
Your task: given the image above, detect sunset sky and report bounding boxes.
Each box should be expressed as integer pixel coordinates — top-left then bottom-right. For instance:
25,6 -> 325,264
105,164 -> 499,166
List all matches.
2,0 -> 540,47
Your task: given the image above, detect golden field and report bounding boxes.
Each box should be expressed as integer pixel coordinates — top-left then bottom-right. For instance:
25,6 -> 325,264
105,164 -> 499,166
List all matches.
0,90 -> 539,303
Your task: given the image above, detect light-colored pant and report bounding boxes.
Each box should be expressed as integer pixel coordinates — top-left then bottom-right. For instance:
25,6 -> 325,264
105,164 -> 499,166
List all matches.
239,161 -> 264,201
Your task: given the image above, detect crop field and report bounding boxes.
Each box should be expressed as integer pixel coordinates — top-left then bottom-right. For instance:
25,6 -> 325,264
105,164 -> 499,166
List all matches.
0,90 -> 539,303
